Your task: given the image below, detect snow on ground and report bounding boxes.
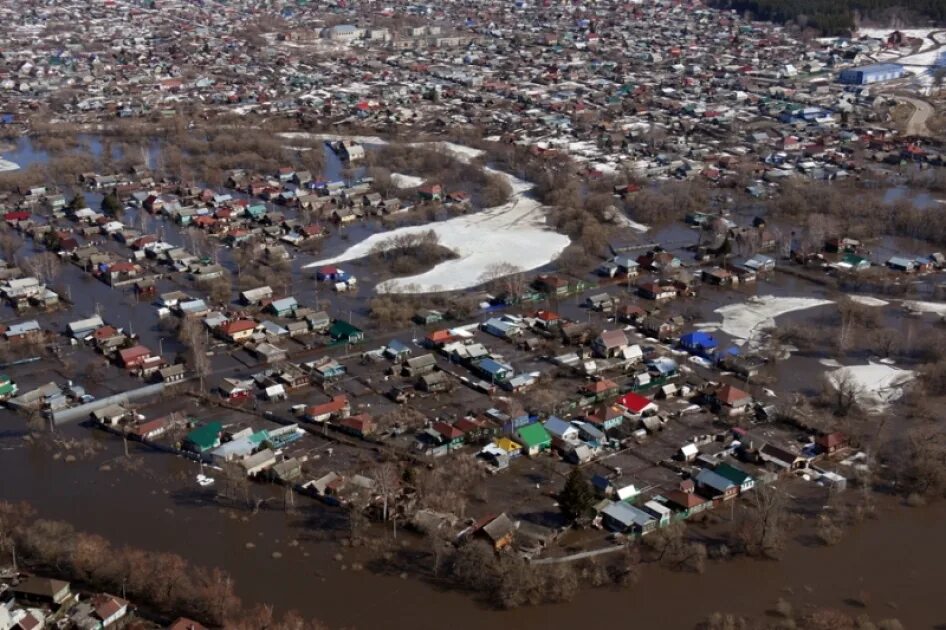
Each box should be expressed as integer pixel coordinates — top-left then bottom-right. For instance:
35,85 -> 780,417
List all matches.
828,361 -> 914,412
902,300 -> 946,315
413,141 -> 483,162
898,47 -> 946,69
276,131 -> 388,145
857,28 -> 939,47
848,295 -> 889,307
391,173 -> 424,189
0,158 -> 19,172
697,295 -> 834,344
614,212 -> 650,233
305,157 -> 570,294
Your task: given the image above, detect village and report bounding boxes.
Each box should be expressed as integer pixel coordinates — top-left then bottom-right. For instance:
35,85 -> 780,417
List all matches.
0,0 -> 946,628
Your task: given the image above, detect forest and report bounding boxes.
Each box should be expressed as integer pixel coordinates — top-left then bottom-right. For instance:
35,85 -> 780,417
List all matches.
711,0 -> 946,36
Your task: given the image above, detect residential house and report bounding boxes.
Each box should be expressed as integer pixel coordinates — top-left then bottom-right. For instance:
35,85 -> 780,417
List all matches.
592,329 -> 628,358
695,468 -> 738,501
514,423 -> 551,456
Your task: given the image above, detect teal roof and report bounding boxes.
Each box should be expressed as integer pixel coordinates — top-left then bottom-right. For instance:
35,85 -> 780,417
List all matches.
185,421 -> 223,450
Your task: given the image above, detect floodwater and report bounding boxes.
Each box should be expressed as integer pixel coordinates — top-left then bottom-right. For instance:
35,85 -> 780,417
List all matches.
0,421 -> 944,629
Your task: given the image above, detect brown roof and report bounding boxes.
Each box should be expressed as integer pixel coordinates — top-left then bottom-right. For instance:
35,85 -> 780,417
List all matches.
716,384 -> 751,406
93,594 -> 127,621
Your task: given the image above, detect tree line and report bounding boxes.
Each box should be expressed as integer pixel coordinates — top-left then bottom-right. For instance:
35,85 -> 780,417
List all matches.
0,502 -> 325,629
711,0 -> 946,36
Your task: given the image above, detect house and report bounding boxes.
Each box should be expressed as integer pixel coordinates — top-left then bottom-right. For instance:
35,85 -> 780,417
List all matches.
92,594 -> 129,627
431,421 -> 465,448
593,329 -> 628,358
418,370 -> 450,392
514,423 -> 551,456
241,448 -> 277,477
307,311 -> 332,333
618,392 -> 658,417
268,297 -> 298,317
680,331 -> 718,357
544,416 -> 579,443
665,483 -> 711,517
638,281 -> 677,301
585,404 -> 625,431
384,339 -> 413,361
417,183 -> 443,201
337,414 -> 375,438
254,342 -> 288,364
118,345 -> 152,370
759,443 -> 807,471
534,274 -> 570,296
714,462 -> 756,494
695,468 -> 738,501
585,292 -> 617,312
600,501 -> 657,534
329,320 -> 364,344
403,353 -> 437,377
240,286 -> 273,305
474,357 -> 513,383
304,395 -> 350,423
709,384 -> 753,415
583,378 -> 619,401
477,513 -> 516,550
309,358 -> 346,382
219,319 -> 257,343
886,256 -> 916,273
815,431 -> 846,455
642,500 -> 672,527
14,577 -> 71,606
482,317 -> 523,339
183,421 -> 223,453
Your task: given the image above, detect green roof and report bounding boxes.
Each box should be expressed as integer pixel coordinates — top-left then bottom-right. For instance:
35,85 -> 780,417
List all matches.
515,423 -> 551,448
714,463 -> 753,485
185,421 -> 223,451
329,320 -> 363,340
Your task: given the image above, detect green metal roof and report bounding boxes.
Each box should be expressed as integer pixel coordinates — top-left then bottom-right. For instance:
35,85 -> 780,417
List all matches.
185,421 -> 223,450
515,423 -> 551,448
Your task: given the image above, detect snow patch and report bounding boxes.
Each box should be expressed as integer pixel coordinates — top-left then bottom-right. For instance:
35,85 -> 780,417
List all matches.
391,173 -> 424,189
305,151 -> 570,294
699,296 -> 834,344
847,295 -> 889,307
0,158 -> 19,172
902,300 -> 946,315
828,362 -> 914,412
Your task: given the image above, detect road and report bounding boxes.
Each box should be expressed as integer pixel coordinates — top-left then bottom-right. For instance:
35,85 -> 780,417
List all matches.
894,94 -> 935,137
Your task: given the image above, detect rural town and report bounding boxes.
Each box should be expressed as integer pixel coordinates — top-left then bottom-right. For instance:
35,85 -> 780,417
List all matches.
0,0 -> 945,628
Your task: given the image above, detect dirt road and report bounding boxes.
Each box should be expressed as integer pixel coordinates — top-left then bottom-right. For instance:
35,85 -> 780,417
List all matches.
895,94 -> 935,137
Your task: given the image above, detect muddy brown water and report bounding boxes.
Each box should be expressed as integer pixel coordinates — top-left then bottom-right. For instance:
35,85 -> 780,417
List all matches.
0,421 -> 943,629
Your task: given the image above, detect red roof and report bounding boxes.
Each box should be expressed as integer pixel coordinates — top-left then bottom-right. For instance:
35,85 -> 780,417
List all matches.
119,345 -> 151,365
168,619 -> 209,630
305,395 -> 349,417
220,319 -> 257,336
618,392 -> 655,414
716,384 -> 751,406
432,421 -> 464,440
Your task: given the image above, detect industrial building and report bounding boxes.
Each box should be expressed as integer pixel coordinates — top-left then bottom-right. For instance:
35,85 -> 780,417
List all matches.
838,63 -> 904,85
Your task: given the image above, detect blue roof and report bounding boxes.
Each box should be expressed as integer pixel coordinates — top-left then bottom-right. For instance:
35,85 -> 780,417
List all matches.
476,357 -> 511,376
543,416 -> 575,437
681,331 -> 718,348
849,63 -> 904,74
